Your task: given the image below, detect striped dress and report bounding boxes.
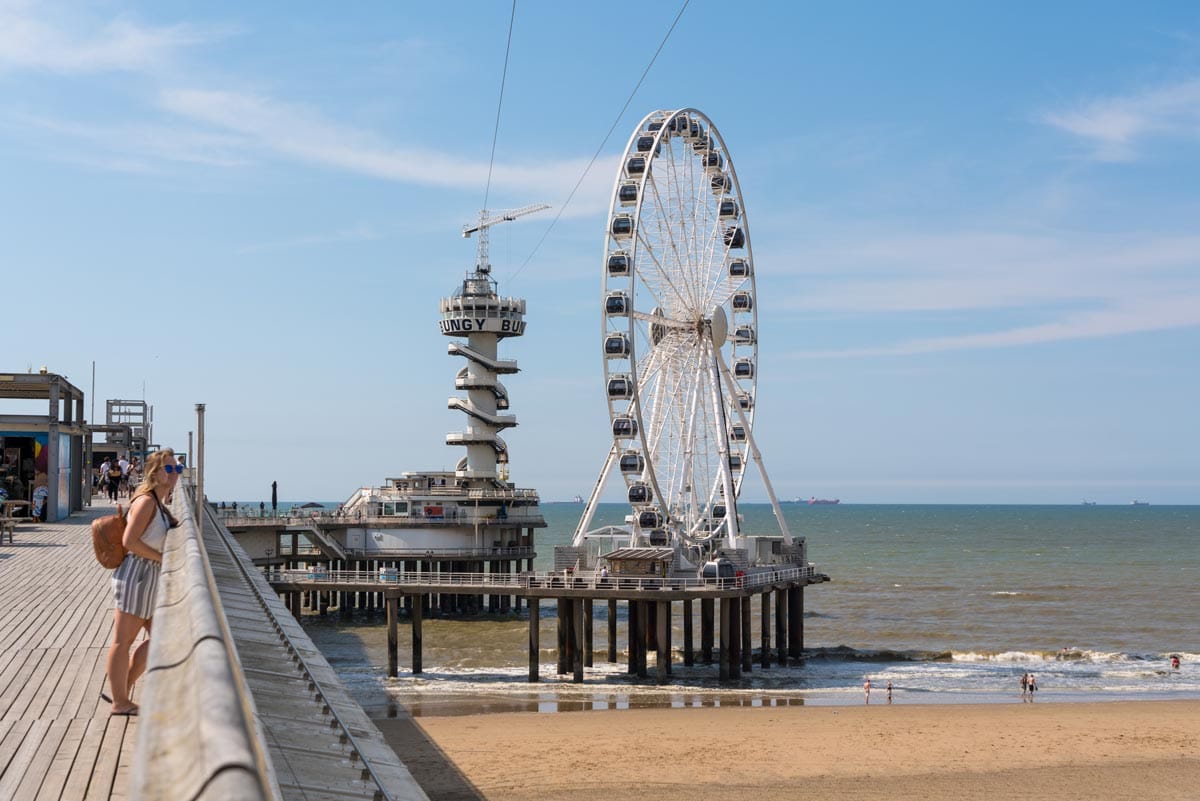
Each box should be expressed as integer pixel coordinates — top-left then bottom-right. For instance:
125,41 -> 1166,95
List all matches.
111,495 -> 170,620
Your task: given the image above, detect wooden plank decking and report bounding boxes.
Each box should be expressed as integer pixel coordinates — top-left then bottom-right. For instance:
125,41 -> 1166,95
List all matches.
0,500 -> 133,800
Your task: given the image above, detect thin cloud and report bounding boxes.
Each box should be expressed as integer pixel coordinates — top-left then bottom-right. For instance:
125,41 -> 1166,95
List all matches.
778,230 -> 1200,357
1042,78 -> 1200,161
0,2 -> 224,74
237,223 -> 382,254
158,88 -> 611,212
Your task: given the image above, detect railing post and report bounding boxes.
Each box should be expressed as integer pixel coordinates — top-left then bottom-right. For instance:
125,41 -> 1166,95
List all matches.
194,404 -> 205,527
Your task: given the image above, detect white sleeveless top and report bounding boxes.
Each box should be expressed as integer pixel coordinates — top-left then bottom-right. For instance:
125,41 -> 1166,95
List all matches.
131,494 -> 170,553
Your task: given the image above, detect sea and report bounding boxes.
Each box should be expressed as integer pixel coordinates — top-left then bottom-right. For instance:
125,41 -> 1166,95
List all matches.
293,503 -> 1200,716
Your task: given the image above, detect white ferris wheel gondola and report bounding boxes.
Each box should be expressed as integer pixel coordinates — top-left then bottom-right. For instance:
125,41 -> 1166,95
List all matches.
574,108 -> 792,567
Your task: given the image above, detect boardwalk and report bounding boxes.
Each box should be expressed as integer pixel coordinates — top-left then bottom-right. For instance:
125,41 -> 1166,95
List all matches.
0,502 -> 133,800
1,492 -> 429,801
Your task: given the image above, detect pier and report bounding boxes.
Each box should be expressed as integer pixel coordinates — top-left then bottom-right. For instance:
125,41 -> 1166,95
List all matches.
261,560 -> 824,685
0,488 -> 429,801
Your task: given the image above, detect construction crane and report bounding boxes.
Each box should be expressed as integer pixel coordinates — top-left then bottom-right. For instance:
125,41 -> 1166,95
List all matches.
462,203 -> 550,274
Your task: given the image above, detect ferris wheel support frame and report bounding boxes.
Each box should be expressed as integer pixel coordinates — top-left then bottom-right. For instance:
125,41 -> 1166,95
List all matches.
705,336 -> 741,550
716,354 -> 793,542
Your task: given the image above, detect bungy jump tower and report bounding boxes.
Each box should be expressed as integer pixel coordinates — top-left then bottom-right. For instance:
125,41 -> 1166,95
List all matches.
327,205 -> 550,613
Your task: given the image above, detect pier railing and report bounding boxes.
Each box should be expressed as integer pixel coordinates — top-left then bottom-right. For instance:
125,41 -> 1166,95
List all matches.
266,564 -> 819,592
220,510 -> 546,527
133,485 -> 278,800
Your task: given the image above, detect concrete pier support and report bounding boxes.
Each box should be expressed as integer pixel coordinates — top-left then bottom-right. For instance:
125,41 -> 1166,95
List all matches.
741,595 -> 753,674
386,594 -> 398,678
411,594 -> 423,674
683,599 -> 694,666
788,586 -> 803,659
583,599 -> 594,667
718,599 -> 731,681
760,592 -> 771,669
645,601 -> 658,653
557,598 -> 568,675
528,598 -> 540,682
701,598 -> 715,664
656,600 -> 671,684
729,597 -> 742,680
775,590 -> 788,665
573,597 -> 585,683
607,599 -> 618,663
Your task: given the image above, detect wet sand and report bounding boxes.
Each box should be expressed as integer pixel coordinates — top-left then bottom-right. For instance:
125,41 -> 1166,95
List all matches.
379,699 -> 1200,801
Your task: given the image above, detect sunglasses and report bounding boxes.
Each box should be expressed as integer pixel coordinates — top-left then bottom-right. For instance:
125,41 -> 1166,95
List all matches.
163,464 -> 184,474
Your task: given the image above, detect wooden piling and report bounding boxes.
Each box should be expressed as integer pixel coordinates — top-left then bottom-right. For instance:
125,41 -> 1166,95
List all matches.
557,598 -> 569,675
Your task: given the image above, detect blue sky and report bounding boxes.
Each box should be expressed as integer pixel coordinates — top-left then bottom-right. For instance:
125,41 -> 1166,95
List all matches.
2,0 -> 1198,504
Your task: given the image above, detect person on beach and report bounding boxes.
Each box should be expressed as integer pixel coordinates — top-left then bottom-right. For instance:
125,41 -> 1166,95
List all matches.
886,680 -> 893,704
104,449 -> 182,716
1021,672 -> 1029,699
864,677 -> 871,704
1028,673 -> 1037,699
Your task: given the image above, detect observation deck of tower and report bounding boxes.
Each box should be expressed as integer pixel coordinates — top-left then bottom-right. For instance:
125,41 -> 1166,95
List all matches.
439,268 -> 528,484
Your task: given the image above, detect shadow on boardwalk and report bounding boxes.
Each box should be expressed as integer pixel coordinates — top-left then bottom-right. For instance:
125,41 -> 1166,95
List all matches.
374,714 -> 486,801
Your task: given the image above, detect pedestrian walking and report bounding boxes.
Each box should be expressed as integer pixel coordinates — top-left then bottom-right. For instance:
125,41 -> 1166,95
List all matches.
864,677 -> 871,704
886,680 -> 893,704
1020,672 -> 1029,700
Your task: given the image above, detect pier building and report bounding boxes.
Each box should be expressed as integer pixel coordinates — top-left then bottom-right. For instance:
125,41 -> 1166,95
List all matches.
0,371 -> 88,522
225,227 -> 547,615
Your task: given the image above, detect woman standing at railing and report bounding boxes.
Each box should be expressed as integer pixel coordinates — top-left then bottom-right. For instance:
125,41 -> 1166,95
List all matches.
102,449 -> 182,716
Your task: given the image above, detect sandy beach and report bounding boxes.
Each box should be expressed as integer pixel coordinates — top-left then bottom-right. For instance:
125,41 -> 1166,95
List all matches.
378,700 -> 1200,801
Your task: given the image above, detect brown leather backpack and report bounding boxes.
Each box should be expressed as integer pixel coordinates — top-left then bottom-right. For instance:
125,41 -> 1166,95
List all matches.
91,504 -> 127,568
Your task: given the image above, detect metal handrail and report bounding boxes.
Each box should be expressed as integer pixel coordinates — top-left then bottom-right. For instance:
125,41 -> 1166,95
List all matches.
267,564 -> 818,592
220,511 -> 546,526
204,503 -> 402,801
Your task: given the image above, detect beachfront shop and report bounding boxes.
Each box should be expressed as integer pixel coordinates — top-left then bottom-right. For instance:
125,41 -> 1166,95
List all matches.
0,372 -> 88,522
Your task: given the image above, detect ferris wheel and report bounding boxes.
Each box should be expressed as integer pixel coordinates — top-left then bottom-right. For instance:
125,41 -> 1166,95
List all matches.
573,108 -> 790,562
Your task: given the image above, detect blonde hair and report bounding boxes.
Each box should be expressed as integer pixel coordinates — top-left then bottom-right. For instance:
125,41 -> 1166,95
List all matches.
133,448 -> 177,499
